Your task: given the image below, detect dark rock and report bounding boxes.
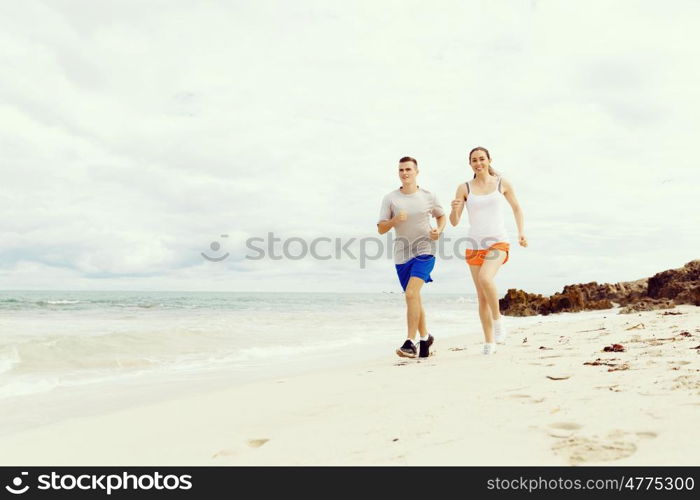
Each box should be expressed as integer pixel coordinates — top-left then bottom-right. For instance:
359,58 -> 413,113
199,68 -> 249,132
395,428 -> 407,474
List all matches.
619,299 -> 675,314
500,260 -> 699,316
648,260 -> 700,306
498,288 -> 547,316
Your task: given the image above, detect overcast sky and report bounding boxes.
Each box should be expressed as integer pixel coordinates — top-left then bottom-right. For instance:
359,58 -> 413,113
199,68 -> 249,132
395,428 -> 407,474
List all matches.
1,0 -> 698,294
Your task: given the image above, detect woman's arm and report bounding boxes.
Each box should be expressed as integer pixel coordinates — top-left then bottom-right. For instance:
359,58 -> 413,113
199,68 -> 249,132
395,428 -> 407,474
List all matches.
449,184 -> 467,227
502,178 -> 528,247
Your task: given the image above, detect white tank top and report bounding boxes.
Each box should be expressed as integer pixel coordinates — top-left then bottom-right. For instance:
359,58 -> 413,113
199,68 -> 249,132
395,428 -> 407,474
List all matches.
465,177 -> 509,250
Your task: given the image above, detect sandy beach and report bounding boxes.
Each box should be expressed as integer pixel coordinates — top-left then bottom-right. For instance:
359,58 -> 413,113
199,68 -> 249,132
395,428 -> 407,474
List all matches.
0,305 -> 698,466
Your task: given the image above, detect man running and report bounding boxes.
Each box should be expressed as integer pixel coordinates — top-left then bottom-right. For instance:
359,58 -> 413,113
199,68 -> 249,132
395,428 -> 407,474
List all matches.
377,156 -> 446,358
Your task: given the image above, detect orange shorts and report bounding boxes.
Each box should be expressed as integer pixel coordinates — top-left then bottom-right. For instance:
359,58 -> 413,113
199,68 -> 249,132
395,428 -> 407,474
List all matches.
465,242 -> 510,266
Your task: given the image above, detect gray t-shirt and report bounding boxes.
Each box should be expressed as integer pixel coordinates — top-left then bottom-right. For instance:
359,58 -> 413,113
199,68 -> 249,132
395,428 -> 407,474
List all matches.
378,187 -> 445,264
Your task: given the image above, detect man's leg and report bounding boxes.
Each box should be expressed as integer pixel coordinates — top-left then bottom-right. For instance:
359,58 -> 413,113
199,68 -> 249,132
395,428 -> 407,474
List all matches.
405,276 -> 425,342
418,305 -> 428,337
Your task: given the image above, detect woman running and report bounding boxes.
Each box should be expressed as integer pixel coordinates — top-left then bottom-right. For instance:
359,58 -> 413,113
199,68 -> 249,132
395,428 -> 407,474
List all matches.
449,147 -> 527,355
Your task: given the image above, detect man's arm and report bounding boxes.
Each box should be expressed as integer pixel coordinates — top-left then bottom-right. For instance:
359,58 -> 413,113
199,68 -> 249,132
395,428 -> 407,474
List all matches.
429,214 -> 447,240
377,218 -> 395,235
435,214 -> 446,233
378,212 -> 406,234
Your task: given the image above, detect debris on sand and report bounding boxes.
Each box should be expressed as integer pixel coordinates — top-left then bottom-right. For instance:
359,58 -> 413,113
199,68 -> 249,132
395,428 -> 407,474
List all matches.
603,344 -> 626,352
584,358 -> 619,367
584,358 -> 630,372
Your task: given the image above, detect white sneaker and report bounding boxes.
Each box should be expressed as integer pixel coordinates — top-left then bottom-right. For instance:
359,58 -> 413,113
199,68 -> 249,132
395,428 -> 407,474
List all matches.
482,343 -> 497,355
494,319 -> 507,344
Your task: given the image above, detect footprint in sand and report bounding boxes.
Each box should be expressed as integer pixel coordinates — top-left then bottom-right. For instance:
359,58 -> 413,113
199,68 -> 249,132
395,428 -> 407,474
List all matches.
212,438 -> 271,458
635,431 -> 657,439
670,375 -> 700,394
247,438 -> 270,448
212,449 -> 235,459
547,422 -> 582,438
552,432 -> 637,465
507,394 -> 546,404
550,422 -> 583,430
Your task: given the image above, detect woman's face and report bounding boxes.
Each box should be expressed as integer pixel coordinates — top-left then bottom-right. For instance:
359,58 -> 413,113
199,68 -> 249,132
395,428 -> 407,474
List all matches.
398,161 -> 418,184
470,150 -> 490,175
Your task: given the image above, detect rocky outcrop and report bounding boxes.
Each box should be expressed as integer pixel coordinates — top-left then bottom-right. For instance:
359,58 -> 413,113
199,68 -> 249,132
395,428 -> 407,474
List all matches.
619,299 -> 675,314
500,260 -> 699,316
498,285 -> 613,316
647,260 -> 700,305
498,289 -> 548,317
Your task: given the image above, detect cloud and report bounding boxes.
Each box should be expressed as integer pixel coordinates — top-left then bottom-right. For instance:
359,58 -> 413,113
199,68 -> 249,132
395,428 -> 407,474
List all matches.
1,0 -> 698,293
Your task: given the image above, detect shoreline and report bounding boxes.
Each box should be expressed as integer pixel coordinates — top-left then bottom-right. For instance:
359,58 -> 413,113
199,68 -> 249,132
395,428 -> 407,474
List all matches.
0,305 -> 627,437
1,305 -> 698,465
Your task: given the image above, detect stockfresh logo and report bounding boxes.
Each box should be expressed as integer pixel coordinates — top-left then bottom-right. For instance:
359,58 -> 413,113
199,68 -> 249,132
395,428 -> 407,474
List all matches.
5,472 -> 29,495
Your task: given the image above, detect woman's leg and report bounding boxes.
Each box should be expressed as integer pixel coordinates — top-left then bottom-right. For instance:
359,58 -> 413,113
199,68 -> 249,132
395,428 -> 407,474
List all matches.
468,265 -> 494,343
478,249 -> 507,323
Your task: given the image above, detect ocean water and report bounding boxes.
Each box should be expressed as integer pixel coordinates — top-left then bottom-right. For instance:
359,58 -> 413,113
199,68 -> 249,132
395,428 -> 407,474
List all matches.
0,291 -> 484,403
0,291 -> 614,436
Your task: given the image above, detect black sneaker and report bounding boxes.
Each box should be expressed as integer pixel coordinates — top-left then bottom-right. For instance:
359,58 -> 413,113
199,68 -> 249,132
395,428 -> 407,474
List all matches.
419,334 -> 434,358
396,340 -> 417,358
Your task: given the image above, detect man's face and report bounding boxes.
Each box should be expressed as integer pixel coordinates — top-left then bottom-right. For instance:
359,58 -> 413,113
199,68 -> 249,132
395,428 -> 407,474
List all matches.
398,161 -> 418,184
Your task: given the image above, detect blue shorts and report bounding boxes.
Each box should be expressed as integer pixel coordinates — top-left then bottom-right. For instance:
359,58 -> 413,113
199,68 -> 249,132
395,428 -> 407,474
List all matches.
395,255 -> 435,291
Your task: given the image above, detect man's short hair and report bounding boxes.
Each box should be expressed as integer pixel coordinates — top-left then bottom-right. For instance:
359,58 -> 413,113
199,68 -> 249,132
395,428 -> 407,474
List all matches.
399,156 -> 418,166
